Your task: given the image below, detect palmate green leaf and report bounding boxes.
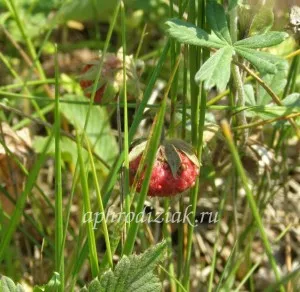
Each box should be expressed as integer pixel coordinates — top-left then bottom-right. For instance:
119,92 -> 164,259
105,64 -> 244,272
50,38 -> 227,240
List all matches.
234,31 -> 288,49
258,62 -> 288,105
165,18 -> 227,49
195,46 -> 233,91
60,95 -> 118,166
206,0 -> 232,45
234,46 -> 286,74
82,241 -> 166,292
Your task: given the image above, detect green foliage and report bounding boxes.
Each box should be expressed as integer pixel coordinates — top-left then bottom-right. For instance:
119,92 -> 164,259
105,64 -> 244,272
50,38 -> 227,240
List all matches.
206,0 -> 232,45
257,64 -> 288,105
60,95 -> 118,166
81,241 -> 167,292
244,84 -> 256,106
249,6 -> 274,35
228,0 -> 239,11
33,272 -> 61,292
0,0 -> 60,44
234,32 -> 288,49
234,47 -> 284,74
33,136 -> 88,166
195,46 -> 233,91
282,93 -> 300,107
165,0 -> 288,90
165,18 -> 226,49
54,0 -> 133,24
0,276 -> 25,292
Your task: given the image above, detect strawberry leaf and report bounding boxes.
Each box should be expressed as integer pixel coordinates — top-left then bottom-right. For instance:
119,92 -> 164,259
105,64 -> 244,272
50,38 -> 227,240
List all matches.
234,47 -> 285,74
165,18 -> 227,49
60,95 -> 118,166
195,46 -> 233,91
206,0 -> 232,45
234,31 -> 289,49
81,241 -> 166,292
164,143 -> 182,177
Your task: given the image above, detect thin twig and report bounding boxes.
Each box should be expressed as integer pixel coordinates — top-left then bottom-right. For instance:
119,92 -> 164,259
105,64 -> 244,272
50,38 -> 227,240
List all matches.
234,112 -> 300,130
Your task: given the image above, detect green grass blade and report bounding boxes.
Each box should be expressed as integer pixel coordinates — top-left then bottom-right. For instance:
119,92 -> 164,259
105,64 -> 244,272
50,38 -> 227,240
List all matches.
84,133 -> 113,268
54,44 -> 64,291
75,132 -> 99,277
221,120 -> 284,292
0,131 -> 54,262
121,1 -> 130,225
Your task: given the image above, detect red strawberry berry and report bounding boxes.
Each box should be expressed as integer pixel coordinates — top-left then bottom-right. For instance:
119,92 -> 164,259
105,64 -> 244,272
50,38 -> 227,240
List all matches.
129,140 -> 199,197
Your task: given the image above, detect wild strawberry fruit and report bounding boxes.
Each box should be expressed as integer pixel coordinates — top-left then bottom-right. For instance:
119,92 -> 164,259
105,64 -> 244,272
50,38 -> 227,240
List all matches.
79,49 -> 144,103
80,63 -> 107,103
129,139 -> 199,197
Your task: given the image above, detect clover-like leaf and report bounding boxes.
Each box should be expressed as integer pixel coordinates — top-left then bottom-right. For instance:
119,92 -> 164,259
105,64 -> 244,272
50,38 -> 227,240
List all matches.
234,47 -> 286,74
234,31 -> 289,49
195,46 -> 233,91
165,18 -> 227,49
206,0 -> 232,45
82,241 -> 166,292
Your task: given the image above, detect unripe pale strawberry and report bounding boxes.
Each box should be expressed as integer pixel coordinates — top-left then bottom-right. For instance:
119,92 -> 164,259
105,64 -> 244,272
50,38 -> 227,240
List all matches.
129,139 -> 199,197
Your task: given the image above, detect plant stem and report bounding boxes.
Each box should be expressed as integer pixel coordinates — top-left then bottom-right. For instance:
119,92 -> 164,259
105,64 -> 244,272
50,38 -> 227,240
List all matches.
221,120 -> 285,292
229,5 -> 247,142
